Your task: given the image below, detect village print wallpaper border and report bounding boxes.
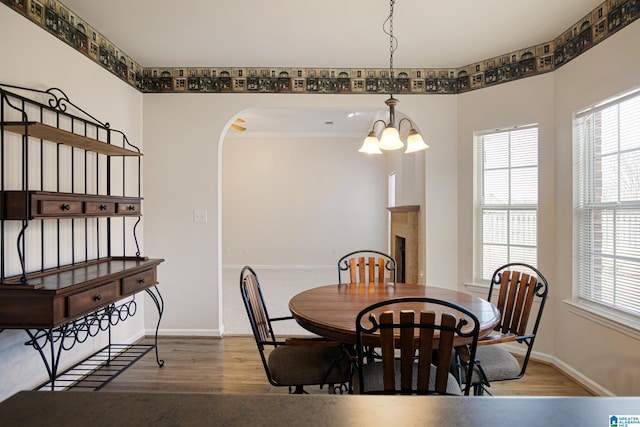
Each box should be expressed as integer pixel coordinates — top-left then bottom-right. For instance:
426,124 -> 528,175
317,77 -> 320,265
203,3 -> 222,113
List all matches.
2,0 -> 639,95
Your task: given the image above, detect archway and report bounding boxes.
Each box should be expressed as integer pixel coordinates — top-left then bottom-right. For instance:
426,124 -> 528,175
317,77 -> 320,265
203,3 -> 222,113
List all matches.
218,106 -> 398,335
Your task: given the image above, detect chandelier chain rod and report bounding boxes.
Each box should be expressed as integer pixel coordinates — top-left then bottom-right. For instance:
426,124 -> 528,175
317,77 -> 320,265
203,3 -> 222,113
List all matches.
389,0 -> 394,80
384,0 -> 398,95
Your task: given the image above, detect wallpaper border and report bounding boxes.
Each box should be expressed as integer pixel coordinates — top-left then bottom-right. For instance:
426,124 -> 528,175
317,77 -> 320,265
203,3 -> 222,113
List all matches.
2,0 -> 638,94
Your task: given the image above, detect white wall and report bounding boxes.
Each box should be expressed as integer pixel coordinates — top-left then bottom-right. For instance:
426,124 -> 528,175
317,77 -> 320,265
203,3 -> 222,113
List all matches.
0,6 -> 145,401
142,92 -> 458,337
221,135 -> 388,334
457,21 -> 640,396
222,136 -> 388,266
551,22 -> 640,396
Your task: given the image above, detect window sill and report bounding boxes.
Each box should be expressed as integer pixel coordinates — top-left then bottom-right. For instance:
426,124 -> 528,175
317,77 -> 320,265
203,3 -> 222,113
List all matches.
462,282 -> 490,295
563,299 -> 640,341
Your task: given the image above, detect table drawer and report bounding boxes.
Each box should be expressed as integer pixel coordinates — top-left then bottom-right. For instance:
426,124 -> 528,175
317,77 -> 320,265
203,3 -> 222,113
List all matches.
85,201 -> 116,215
67,282 -> 118,318
2,192 -> 142,220
38,199 -> 83,216
117,202 -> 141,215
121,268 -> 156,295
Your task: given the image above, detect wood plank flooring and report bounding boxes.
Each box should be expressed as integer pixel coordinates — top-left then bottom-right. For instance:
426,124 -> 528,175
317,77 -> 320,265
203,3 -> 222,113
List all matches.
101,336 -> 594,396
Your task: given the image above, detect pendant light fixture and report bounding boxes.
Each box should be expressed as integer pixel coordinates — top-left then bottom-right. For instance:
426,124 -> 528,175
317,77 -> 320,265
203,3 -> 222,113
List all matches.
359,0 -> 429,155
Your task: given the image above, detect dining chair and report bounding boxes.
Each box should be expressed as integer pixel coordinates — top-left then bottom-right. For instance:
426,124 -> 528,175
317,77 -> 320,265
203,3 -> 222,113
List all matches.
353,297 -> 480,395
461,262 -> 550,395
337,250 -> 397,284
240,266 -> 351,394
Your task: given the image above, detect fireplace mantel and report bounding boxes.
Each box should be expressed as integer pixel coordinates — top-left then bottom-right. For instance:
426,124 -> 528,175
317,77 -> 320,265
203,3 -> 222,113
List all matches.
388,205 -> 420,214
388,205 -> 421,284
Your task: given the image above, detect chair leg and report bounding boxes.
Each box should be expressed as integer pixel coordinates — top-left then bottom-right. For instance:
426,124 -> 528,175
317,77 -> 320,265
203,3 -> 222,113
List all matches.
473,384 -> 483,396
364,346 -> 380,363
472,360 -> 493,396
450,351 -> 463,387
473,383 -> 493,396
290,385 -> 306,394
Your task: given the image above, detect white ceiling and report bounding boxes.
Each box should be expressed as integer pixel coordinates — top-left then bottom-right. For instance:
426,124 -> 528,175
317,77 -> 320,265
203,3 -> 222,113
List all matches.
62,0 -> 602,69
59,0 -> 604,137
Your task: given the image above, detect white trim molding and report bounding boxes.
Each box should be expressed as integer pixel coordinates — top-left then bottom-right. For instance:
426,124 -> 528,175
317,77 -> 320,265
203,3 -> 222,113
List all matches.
223,264 -> 335,270
463,282 -> 490,295
150,328 -> 224,337
498,343 -> 613,396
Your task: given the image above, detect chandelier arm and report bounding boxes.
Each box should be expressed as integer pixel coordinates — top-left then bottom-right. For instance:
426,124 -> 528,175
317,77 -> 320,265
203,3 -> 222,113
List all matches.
370,119 -> 388,133
397,117 -> 414,131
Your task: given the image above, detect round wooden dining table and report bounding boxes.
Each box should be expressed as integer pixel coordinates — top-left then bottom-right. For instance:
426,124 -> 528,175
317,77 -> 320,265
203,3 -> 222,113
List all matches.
289,282 -> 501,345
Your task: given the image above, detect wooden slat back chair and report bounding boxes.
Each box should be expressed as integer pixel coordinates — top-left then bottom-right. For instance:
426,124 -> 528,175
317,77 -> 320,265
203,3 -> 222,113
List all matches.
240,266 -> 351,394
338,250 -> 396,284
467,262 -> 549,395
355,297 -> 480,395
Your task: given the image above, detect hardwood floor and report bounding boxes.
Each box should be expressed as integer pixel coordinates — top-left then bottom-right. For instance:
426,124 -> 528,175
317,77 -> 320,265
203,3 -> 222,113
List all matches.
101,336 -> 594,396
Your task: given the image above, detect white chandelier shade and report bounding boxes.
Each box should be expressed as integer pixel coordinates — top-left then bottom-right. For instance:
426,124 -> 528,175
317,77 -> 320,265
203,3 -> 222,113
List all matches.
379,125 -> 403,150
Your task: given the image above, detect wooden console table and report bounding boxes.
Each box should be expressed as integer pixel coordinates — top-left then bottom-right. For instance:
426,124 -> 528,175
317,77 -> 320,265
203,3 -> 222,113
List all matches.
0,258 -> 163,328
0,257 -> 165,391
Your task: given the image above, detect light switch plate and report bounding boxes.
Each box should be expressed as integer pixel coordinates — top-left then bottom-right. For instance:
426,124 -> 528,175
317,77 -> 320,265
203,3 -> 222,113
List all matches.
193,209 -> 208,223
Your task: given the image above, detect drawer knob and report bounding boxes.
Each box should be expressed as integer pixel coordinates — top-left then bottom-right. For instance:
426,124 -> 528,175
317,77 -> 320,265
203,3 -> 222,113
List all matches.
61,204 -> 71,211
93,294 -> 102,301
138,278 -> 145,284
127,205 -> 136,211
99,204 -> 108,211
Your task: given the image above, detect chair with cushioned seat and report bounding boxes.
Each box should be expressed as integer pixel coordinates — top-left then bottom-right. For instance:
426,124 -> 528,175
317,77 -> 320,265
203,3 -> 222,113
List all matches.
338,250 -> 397,284
240,266 -> 351,394
462,263 -> 549,395
354,297 -> 479,395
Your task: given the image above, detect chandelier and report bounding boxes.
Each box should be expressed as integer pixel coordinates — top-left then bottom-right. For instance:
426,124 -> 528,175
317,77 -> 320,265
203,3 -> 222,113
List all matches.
359,0 -> 429,155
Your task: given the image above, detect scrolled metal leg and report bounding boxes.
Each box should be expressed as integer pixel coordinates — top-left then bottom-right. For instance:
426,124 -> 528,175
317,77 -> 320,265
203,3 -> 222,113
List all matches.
145,285 -> 165,367
24,326 -> 68,391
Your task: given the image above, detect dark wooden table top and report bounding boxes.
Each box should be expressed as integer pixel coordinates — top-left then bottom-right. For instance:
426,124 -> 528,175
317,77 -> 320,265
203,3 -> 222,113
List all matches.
0,391 -> 636,427
289,282 -> 501,344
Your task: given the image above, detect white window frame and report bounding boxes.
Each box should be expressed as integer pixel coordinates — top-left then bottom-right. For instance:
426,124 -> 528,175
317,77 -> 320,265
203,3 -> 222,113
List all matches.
573,87 -> 640,319
473,125 -> 539,284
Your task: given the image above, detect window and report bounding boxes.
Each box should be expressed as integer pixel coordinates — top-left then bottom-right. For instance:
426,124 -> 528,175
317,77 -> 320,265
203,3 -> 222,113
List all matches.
474,126 -> 538,282
574,88 -> 640,317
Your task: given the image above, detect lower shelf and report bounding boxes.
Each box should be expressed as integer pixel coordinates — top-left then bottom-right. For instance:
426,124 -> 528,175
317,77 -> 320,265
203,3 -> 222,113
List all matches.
35,343 -> 155,392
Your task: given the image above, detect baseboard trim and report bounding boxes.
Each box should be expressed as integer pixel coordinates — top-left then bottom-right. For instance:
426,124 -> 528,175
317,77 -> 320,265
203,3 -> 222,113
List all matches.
127,330 -> 146,344
549,355 -> 614,396
222,264 -> 334,270
147,329 -> 223,337
496,342 -> 612,396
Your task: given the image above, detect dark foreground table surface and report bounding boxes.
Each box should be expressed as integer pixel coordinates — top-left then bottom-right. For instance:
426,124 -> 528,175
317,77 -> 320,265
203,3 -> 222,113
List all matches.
0,391 -> 637,427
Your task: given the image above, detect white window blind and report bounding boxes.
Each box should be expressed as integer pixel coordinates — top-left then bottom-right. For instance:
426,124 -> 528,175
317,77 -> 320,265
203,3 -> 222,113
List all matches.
474,126 -> 538,282
574,88 -> 640,317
